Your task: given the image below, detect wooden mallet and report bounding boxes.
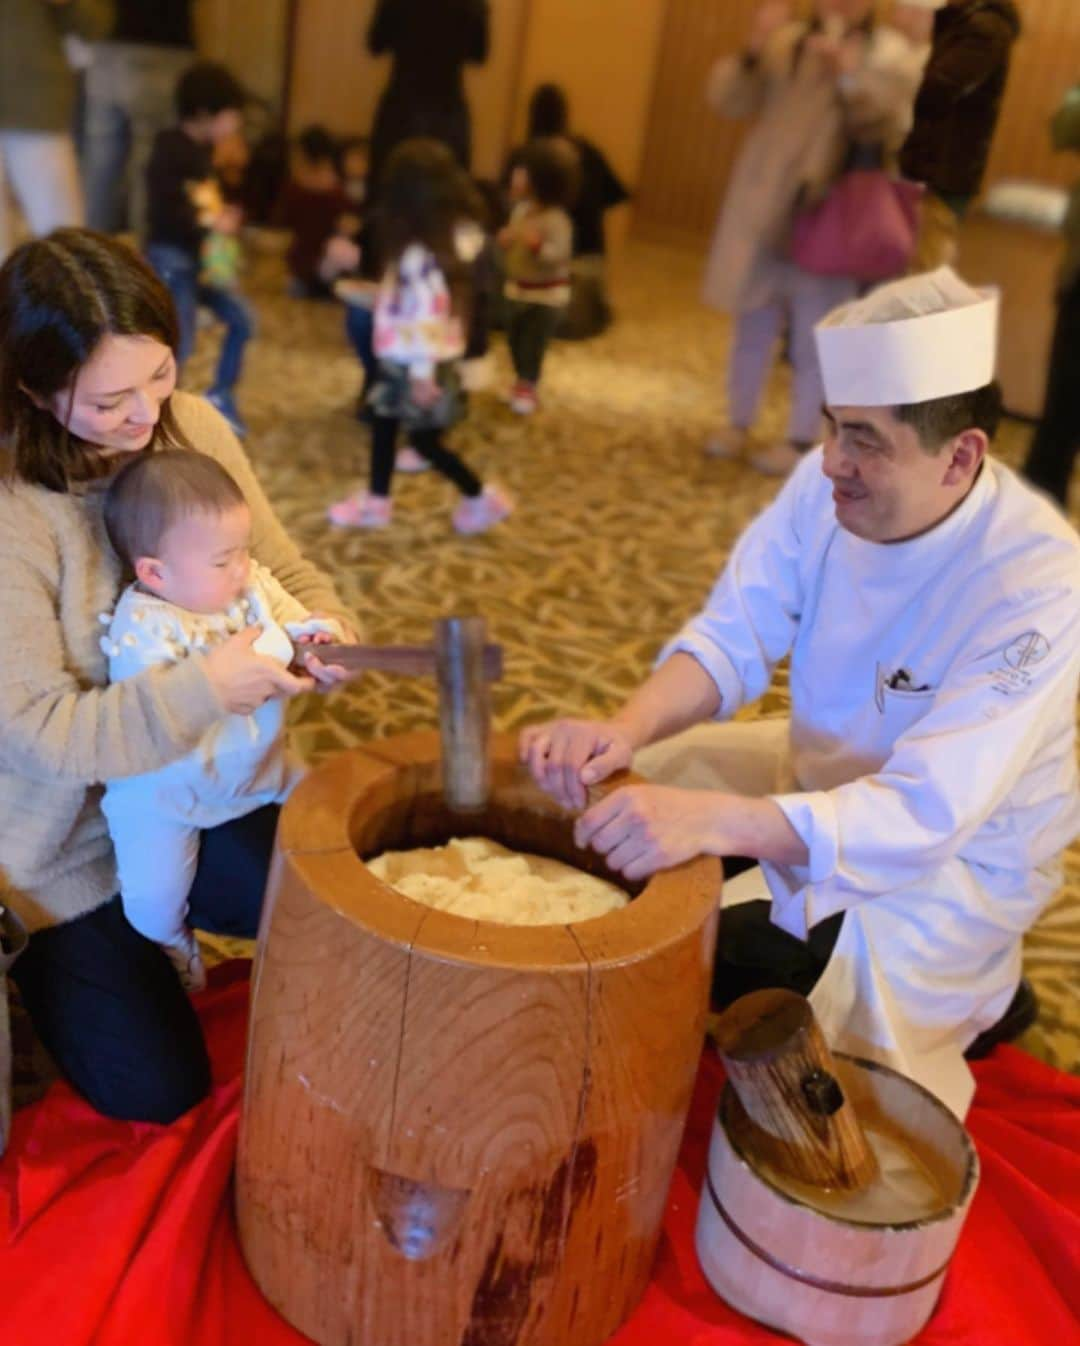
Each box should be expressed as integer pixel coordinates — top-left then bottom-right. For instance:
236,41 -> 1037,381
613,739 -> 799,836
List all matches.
302,615 -> 503,813
712,988 -> 879,1192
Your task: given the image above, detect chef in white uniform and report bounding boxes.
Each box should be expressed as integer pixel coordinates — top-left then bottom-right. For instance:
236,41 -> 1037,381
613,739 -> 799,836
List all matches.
521,268 -> 1080,1119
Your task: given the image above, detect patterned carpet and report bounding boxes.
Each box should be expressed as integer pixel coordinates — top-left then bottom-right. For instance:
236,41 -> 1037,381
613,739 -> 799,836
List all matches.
12,236 -> 1075,1108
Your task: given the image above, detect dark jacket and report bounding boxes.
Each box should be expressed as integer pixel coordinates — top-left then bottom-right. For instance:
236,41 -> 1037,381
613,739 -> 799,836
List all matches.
900,0 -> 1021,201
110,0 -> 193,47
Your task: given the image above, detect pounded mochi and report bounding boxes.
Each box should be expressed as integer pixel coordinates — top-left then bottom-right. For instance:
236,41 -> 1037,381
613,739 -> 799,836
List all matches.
367,837 -> 629,926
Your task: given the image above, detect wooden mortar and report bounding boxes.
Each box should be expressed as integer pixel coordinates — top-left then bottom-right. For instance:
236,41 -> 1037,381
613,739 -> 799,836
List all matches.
236,730 -> 722,1346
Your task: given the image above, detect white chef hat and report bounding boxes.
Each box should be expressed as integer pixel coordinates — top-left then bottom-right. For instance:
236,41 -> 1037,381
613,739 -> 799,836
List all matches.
815,267 -> 999,408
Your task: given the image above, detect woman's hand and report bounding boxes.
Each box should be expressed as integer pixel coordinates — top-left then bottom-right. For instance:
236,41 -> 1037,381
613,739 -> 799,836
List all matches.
203,626 -> 314,714
519,718 -> 635,811
574,785 -> 723,881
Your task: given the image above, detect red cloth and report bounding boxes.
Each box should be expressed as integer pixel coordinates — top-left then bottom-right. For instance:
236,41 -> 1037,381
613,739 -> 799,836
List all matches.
2,962 -> 1078,1346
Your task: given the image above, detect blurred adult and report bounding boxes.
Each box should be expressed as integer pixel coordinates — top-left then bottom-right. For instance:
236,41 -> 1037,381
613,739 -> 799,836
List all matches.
703,0 -> 926,478
81,0 -> 196,238
366,0 -> 489,193
1023,82 -> 1080,510
900,0 -> 1021,271
0,0 -> 113,259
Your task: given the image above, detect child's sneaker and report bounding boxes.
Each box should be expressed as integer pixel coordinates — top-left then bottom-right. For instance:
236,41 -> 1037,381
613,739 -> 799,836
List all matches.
452,484 -> 514,535
509,382 -> 538,415
205,387 -> 248,438
327,491 -> 393,529
396,445 -> 430,473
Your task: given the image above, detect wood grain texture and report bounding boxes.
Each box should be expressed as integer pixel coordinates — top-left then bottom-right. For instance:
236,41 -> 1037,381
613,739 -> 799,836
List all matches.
236,730 -> 723,1346
696,1054 -> 979,1346
300,641 -> 504,681
713,989 -> 878,1192
435,616 -> 493,813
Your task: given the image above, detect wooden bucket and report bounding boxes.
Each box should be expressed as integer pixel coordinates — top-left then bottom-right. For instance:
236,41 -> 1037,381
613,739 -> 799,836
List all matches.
695,1053 -> 980,1346
236,730 -> 721,1346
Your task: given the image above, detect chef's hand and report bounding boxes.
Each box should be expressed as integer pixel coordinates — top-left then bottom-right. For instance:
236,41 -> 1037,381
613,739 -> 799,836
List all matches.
519,718 -> 635,811
574,785 -> 723,881
298,616 -> 358,689
747,0 -> 791,56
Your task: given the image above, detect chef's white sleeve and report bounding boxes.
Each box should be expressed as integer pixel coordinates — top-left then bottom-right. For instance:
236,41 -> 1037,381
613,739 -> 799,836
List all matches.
656,458 -> 811,717
766,583 -> 1080,930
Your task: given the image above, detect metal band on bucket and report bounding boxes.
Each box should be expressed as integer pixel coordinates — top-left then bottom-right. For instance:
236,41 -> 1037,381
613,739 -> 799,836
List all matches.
704,1169 -> 951,1300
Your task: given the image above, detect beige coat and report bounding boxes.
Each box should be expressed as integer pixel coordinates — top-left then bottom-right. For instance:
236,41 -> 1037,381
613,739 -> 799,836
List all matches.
702,23 -> 927,313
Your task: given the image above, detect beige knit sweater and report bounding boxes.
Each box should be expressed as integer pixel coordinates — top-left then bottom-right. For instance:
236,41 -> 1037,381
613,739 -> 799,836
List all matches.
0,391 -> 354,933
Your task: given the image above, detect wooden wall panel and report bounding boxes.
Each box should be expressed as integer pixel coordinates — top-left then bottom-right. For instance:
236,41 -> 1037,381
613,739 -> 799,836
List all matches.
634,0 -> 758,243
983,0 -> 1080,191
194,0 -> 290,108
635,0 -> 1080,242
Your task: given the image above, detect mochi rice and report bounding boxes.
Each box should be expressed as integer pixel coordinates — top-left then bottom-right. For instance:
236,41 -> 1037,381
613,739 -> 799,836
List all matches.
367,837 -> 629,925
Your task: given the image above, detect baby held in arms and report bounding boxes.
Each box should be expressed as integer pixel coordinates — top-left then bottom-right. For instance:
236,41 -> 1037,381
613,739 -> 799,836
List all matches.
100,450 -> 342,991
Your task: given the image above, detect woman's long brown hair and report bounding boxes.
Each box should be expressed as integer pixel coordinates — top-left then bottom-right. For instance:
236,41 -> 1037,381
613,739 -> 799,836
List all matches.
0,229 -> 190,493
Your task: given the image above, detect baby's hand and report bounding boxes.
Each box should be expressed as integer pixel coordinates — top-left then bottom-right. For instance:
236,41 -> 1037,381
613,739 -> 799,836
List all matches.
410,376 -> 442,409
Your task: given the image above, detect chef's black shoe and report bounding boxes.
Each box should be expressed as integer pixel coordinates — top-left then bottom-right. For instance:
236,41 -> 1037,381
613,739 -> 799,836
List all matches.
964,979 -> 1039,1060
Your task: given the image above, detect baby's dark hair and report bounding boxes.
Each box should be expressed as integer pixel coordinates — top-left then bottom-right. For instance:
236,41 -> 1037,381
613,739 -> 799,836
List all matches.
518,137 -> 580,210
104,449 -> 246,567
297,124 -> 339,165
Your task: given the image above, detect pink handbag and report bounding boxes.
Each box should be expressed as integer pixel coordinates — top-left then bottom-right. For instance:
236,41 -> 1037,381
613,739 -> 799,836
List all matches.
790,170 -> 925,281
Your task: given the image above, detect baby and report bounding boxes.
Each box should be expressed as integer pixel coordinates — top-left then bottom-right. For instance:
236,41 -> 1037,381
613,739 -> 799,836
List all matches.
101,449 -> 342,991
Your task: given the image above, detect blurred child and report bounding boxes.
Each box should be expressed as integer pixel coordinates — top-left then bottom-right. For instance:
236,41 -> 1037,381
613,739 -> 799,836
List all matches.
327,139 -> 512,533
146,61 -> 254,437
276,125 -> 363,299
497,138 -> 577,414
101,451 -> 343,990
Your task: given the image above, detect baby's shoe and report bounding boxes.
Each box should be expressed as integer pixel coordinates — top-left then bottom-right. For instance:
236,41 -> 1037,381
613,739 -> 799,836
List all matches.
452,484 -> 514,535
328,491 -> 393,528
396,445 -> 430,473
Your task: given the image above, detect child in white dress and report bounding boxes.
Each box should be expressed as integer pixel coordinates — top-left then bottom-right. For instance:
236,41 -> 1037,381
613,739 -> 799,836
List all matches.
100,449 -> 342,990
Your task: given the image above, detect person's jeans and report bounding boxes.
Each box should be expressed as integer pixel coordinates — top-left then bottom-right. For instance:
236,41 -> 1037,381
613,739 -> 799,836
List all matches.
506,300 -> 561,384
82,41 -> 193,238
11,804 -> 280,1124
1023,276 -> 1080,507
146,242 -> 254,392
0,130 -> 84,260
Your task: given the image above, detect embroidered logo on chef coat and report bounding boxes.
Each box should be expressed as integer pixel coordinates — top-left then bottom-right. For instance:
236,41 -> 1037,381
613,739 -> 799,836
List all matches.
875,663 -> 932,712
1003,631 -> 1050,670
